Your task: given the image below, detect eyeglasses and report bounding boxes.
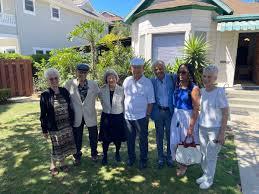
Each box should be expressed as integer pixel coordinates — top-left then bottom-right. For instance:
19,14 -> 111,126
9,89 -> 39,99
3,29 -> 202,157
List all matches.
179,71 -> 188,75
49,77 -> 58,81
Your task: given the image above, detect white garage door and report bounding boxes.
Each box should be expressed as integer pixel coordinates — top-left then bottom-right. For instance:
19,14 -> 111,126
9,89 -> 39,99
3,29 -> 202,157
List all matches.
152,33 -> 185,65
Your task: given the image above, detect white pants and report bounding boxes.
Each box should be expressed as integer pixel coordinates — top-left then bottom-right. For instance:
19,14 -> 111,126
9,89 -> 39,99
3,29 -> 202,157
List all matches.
199,126 -> 222,183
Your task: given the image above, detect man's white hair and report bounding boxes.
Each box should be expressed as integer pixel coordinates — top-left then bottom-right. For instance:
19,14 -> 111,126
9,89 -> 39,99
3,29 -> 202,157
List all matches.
152,60 -> 166,71
44,68 -> 60,79
203,65 -> 218,76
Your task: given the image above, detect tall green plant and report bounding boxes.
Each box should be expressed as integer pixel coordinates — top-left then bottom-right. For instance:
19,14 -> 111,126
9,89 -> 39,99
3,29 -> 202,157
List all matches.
183,35 -> 209,86
68,20 -> 107,79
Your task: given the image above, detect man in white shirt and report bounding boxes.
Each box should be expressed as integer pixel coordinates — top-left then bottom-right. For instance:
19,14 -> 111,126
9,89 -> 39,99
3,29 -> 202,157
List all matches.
123,58 -> 155,169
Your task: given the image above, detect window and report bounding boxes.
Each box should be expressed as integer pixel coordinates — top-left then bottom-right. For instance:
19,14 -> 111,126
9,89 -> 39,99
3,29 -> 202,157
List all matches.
33,48 -> 52,54
0,47 -> 16,53
5,49 -> 16,53
0,0 -> 3,13
23,0 -> 35,15
51,6 -> 60,21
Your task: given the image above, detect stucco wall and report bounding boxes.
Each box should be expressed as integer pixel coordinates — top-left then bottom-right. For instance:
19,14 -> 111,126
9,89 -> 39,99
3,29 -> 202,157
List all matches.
15,0 -> 91,55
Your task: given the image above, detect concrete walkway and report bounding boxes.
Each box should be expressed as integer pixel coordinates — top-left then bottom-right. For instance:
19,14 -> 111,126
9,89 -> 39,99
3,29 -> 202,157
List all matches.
227,89 -> 259,194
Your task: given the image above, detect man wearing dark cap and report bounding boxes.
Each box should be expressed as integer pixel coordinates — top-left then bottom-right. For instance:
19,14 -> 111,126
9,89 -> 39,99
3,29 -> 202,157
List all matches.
65,64 -> 100,165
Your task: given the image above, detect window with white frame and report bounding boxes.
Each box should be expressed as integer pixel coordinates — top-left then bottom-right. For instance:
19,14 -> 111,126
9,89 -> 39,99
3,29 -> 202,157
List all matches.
0,46 -> 16,53
23,0 -> 35,15
33,48 -> 52,54
0,0 -> 3,13
51,6 -> 60,21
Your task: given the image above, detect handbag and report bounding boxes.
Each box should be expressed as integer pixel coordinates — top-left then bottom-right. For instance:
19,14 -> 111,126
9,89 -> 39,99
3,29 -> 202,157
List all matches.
176,136 -> 202,166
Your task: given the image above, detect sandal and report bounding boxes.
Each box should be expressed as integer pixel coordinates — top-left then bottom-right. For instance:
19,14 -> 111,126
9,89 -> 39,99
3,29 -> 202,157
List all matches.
50,167 -> 59,176
60,165 -> 69,172
176,165 -> 187,177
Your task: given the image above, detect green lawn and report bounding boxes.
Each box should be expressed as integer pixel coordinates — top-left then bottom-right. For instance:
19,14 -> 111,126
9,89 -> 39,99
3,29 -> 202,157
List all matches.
0,102 -> 241,194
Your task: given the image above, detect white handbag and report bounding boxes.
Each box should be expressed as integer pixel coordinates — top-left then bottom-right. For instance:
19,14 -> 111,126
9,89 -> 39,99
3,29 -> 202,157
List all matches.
176,136 -> 202,166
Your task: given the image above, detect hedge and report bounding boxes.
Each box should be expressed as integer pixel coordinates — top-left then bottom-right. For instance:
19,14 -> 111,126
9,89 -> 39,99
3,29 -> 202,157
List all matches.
0,88 -> 11,103
0,53 -> 32,60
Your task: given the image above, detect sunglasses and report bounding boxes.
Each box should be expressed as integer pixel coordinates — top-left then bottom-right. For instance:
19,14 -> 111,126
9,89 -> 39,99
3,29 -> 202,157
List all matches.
49,77 -> 58,81
179,71 -> 188,75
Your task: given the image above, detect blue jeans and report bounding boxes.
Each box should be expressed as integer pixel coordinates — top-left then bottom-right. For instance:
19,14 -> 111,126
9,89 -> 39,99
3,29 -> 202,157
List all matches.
126,117 -> 148,163
154,109 -> 172,163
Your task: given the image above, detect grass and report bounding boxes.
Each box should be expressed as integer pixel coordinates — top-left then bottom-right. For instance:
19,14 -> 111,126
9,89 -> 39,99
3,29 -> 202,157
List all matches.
0,102 -> 241,194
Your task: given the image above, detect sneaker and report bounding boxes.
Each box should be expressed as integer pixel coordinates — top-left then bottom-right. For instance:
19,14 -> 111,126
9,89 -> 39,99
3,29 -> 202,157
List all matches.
196,174 -> 207,184
199,181 -> 213,189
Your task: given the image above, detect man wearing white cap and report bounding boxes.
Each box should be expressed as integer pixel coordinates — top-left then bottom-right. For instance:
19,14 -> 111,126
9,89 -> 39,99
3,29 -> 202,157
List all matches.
123,58 -> 155,169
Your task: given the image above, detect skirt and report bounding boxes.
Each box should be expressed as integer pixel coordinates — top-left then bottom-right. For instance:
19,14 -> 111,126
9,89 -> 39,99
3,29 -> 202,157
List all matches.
49,126 -> 76,161
170,108 -> 199,148
99,112 -> 127,142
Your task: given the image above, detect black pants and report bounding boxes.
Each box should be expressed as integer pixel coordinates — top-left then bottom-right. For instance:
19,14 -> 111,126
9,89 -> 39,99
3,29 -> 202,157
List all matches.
73,118 -> 98,160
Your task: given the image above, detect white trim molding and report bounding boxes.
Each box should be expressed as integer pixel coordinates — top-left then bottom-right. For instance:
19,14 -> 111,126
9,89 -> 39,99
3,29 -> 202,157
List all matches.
0,34 -> 18,39
0,0 -> 3,13
50,5 -> 60,21
0,46 -> 17,53
23,0 -> 36,16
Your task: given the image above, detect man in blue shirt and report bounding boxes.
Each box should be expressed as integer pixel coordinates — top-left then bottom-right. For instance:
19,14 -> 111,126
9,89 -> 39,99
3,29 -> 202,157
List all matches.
151,60 -> 176,169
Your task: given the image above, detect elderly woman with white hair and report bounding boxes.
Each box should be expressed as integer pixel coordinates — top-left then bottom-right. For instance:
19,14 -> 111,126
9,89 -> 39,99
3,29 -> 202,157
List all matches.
196,65 -> 229,189
98,69 -> 126,165
40,68 -> 76,176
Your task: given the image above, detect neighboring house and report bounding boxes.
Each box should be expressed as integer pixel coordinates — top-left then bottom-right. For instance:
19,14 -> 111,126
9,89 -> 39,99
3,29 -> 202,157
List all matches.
101,11 -> 124,33
125,0 -> 259,86
0,0 -> 104,55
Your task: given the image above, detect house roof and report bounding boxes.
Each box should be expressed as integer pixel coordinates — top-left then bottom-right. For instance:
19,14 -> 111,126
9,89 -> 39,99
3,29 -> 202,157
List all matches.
45,0 -> 103,21
222,0 -> 259,15
125,0 -> 259,23
101,11 -> 123,22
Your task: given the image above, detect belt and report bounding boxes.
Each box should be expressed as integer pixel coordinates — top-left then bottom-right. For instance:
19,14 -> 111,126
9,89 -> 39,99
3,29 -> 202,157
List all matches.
158,105 -> 169,111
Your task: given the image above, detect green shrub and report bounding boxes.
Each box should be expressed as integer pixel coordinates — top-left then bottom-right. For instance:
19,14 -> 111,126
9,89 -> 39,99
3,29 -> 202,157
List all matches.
0,53 -> 31,60
31,54 -> 50,63
0,88 -> 11,103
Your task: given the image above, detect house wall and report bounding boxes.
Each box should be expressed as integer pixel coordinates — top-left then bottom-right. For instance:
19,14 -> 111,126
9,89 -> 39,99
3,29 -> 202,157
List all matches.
15,0 -> 91,55
131,9 -> 241,86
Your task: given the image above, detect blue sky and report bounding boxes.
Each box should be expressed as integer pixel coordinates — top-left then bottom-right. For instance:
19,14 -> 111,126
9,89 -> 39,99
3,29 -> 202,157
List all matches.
90,0 -> 256,18
90,0 -> 141,18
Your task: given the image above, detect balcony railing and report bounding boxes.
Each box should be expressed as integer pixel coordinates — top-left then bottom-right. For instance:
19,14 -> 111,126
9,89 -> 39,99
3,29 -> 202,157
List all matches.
0,13 -> 16,27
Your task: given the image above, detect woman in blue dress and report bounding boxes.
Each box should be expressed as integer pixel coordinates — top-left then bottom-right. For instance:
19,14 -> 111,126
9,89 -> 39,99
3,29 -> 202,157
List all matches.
170,63 -> 200,176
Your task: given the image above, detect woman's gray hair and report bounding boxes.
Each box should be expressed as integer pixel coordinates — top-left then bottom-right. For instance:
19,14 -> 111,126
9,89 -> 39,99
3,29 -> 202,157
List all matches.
103,69 -> 119,83
152,60 -> 166,71
203,65 -> 219,76
44,68 -> 60,79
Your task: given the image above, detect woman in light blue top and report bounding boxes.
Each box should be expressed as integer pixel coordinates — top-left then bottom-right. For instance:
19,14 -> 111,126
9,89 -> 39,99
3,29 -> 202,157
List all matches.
170,63 -> 200,176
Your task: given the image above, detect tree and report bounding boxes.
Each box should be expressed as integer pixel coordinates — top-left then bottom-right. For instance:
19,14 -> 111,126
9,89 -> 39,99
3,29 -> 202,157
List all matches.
111,21 -> 131,38
69,20 -> 107,79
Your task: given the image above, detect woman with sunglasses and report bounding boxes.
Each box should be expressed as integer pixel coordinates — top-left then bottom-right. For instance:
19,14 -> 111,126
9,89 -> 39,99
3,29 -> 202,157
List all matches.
40,68 -> 76,176
170,63 -> 200,176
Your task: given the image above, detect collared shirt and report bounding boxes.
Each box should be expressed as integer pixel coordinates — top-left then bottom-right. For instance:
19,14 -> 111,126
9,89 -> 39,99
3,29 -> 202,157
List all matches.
155,76 -> 169,107
123,75 -> 155,120
78,80 -> 88,102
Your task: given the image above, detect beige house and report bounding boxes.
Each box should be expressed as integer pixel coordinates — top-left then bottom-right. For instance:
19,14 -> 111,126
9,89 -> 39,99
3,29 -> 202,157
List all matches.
0,0 -> 103,55
125,0 -> 259,87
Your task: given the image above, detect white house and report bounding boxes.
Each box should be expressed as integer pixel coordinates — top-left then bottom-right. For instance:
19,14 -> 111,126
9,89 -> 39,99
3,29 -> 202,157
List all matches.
125,0 -> 259,86
0,0 -> 104,55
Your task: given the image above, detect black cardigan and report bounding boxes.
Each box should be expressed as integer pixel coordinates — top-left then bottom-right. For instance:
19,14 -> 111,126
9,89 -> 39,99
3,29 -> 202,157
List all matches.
40,87 -> 74,133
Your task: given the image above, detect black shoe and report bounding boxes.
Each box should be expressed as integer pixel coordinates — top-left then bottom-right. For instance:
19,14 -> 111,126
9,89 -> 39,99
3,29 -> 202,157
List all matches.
73,159 -> 81,166
115,153 -> 121,162
139,162 -> 147,170
167,161 -> 174,168
158,161 -> 164,169
102,156 -> 108,165
127,159 -> 135,167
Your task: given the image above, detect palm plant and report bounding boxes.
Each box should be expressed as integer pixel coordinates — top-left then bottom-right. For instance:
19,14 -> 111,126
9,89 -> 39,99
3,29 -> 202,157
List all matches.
68,20 -> 107,79
183,35 -> 210,86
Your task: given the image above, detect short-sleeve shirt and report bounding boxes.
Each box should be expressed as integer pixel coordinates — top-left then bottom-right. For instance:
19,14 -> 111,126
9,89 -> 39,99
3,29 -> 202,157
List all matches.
123,75 -> 155,120
199,87 -> 229,128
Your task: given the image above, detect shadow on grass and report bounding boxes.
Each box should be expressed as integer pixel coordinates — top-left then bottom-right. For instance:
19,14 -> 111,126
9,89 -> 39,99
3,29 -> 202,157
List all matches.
0,109 -> 241,194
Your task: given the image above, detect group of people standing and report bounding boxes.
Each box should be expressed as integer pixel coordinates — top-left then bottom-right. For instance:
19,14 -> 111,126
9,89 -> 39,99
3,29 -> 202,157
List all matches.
40,57 -> 229,190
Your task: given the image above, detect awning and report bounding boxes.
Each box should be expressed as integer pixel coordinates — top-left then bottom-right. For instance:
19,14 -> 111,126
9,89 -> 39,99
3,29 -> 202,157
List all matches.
217,20 -> 259,32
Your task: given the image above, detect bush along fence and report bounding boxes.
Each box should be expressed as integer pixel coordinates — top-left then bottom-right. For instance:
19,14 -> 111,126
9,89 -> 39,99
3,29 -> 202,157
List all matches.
0,59 -> 33,97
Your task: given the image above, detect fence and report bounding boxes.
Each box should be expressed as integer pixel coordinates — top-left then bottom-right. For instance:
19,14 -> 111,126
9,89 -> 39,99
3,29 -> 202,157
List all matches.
0,59 -> 33,97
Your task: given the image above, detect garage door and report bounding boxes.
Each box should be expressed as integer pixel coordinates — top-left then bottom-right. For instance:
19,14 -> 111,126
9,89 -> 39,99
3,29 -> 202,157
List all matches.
152,33 -> 185,65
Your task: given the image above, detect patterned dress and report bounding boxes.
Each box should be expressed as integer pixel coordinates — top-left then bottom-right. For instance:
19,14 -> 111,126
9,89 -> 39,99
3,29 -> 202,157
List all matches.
49,93 -> 76,161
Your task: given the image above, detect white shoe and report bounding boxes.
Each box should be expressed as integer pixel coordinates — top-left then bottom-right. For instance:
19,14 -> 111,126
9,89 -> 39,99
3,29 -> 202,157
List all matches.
196,175 -> 207,184
199,181 -> 213,189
